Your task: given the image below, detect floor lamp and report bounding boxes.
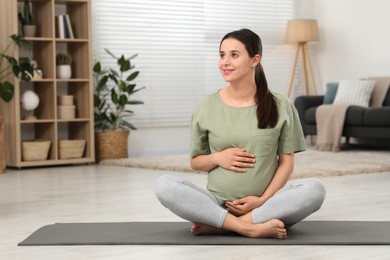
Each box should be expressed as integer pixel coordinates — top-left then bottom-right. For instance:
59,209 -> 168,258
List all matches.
286,19 -> 319,97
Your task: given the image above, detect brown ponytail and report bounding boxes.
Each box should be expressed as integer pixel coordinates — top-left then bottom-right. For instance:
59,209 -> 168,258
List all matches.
220,28 -> 278,129
255,63 -> 278,128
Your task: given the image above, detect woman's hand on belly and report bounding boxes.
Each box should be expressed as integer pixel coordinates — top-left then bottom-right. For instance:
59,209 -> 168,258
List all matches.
225,195 -> 265,216
214,148 -> 256,173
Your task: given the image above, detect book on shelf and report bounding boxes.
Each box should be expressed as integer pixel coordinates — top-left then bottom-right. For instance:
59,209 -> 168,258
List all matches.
56,14 -> 75,39
64,14 -> 75,38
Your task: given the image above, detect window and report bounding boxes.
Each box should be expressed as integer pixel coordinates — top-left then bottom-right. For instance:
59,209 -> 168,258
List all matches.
92,0 -> 298,127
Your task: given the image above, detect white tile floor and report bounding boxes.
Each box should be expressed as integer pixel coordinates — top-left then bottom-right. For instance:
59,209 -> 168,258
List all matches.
1,165 -> 390,260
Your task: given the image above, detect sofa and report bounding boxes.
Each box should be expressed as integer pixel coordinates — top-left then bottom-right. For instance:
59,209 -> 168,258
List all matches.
294,82 -> 390,140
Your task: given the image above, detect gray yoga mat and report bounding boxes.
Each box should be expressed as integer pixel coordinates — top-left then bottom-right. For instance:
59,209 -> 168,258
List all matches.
18,221 -> 390,246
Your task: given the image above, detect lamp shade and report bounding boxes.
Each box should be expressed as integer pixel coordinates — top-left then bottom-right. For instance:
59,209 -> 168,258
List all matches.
285,19 -> 319,43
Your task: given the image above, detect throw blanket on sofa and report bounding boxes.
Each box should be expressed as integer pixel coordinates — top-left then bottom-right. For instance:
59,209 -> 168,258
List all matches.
316,77 -> 390,152
316,104 -> 349,152
368,77 -> 390,107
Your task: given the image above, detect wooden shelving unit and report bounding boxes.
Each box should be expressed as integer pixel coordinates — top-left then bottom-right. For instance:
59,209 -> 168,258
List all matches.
0,0 -> 95,168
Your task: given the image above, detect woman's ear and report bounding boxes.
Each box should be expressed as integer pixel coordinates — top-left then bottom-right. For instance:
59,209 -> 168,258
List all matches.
252,54 -> 261,67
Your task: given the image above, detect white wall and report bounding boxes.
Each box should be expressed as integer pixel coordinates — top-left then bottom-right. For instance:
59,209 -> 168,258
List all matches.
307,0 -> 390,93
128,126 -> 190,157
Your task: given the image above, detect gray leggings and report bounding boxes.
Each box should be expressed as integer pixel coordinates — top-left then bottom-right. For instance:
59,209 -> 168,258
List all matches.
155,175 -> 326,228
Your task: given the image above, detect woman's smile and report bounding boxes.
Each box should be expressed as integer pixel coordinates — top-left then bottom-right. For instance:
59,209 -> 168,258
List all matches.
223,68 -> 235,75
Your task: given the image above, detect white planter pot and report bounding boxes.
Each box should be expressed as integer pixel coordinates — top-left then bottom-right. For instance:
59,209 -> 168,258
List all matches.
23,25 -> 36,37
57,65 -> 72,79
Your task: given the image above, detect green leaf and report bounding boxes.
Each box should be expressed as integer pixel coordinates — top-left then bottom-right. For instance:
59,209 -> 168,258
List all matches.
119,94 -> 128,106
18,58 -> 34,82
109,113 -> 117,124
118,56 -> 131,72
109,69 -> 120,78
108,73 -> 119,85
111,89 -> 118,104
8,57 -> 33,82
97,75 -> 108,90
94,94 -> 101,107
123,109 -> 134,114
93,62 -> 101,73
127,53 -> 138,60
10,34 -> 32,50
125,84 -> 136,94
105,49 -> 117,59
5,56 -> 18,66
131,86 -> 146,94
127,100 -> 144,105
0,81 -> 15,102
121,120 -> 137,130
98,99 -> 107,110
126,71 -> 139,81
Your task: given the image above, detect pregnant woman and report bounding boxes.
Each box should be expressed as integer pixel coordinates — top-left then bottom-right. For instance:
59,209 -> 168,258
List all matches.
155,28 -> 326,239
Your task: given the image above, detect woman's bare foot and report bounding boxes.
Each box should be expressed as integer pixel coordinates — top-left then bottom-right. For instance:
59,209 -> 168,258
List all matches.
191,222 -> 229,236
247,219 -> 287,239
192,219 -> 286,239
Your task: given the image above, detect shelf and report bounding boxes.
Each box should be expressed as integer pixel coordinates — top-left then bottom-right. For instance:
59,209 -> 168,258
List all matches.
55,0 -> 89,4
20,119 -> 56,124
24,37 -> 54,42
31,79 -> 55,82
57,118 -> 90,122
0,0 -> 94,167
56,78 -> 89,82
55,38 -> 88,43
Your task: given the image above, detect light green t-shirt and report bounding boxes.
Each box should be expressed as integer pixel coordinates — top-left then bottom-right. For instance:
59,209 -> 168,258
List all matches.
190,91 -> 306,204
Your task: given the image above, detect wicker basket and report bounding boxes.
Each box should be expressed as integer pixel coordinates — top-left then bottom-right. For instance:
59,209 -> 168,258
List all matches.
22,140 -> 51,161
59,139 -> 86,159
95,130 -> 129,162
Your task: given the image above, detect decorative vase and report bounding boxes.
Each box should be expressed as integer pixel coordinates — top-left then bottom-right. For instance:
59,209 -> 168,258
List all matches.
56,65 -> 72,79
22,25 -> 36,37
21,90 -> 40,120
95,130 -> 129,162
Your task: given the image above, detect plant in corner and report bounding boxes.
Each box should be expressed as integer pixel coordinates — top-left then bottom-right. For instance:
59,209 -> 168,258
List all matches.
0,34 -> 34,102
0,34 -> 34,173
18,0 -> 36,37
56,53 -> 72,79
93,49 -> 145,161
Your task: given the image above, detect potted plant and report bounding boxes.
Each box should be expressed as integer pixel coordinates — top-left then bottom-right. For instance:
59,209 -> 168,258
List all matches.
1,34 -> 34,102
56,53 -> 72,79
93,49 -> 145,161
1,34 -> 34,173
18,0 -> 36,37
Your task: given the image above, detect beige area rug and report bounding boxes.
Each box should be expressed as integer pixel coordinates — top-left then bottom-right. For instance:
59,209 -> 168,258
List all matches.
100,147 -> 390,179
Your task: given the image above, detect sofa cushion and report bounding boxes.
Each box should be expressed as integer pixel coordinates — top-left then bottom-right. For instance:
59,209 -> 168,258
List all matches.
333,79 -> 375,107
305,106 -> 365,126
345,106 -> 366,126
323,82 -> 339,104
364,107 -> 390,126
383,88 -> 390,106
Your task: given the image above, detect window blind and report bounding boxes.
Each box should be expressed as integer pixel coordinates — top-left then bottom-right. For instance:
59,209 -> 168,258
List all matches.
92,0 -> 299,127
